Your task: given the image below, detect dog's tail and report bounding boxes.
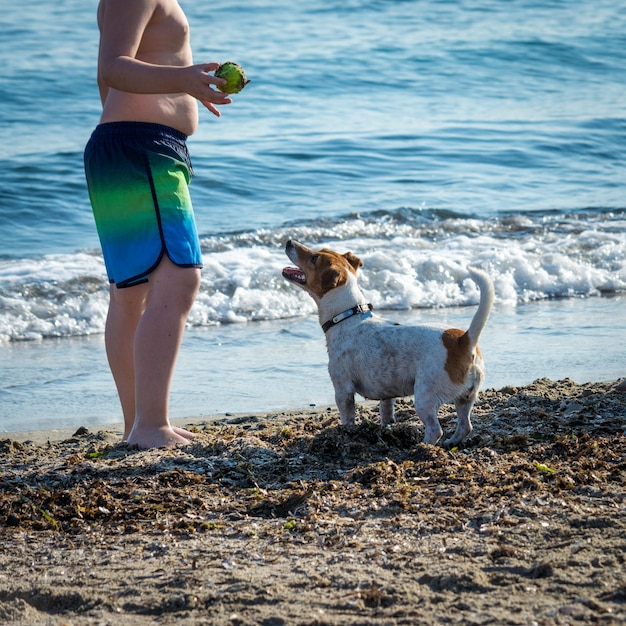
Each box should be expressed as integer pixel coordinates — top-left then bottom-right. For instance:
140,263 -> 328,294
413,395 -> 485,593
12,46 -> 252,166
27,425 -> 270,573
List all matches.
466,267 -> 495,346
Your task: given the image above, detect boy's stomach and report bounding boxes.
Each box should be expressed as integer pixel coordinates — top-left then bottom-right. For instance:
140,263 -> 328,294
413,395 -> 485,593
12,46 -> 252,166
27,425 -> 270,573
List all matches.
100,90 -> 199,136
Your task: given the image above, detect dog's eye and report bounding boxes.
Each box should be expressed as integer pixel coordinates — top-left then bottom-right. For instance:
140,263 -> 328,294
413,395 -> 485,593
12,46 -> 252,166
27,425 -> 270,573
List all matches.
310,255 -> 318,265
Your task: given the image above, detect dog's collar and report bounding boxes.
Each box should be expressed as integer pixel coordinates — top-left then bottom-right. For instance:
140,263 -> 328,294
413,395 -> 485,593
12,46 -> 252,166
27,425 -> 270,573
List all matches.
321,303 -> 374,333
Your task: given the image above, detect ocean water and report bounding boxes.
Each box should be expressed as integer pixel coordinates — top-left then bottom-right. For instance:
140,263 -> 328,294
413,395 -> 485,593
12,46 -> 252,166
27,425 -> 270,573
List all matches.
1,0 -> 625,433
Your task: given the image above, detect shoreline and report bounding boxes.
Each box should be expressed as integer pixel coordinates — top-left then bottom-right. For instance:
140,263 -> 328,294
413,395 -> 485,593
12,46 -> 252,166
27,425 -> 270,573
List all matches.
4,295 -> 626,436
1,406 -> 337,446
3,376 -> 625,445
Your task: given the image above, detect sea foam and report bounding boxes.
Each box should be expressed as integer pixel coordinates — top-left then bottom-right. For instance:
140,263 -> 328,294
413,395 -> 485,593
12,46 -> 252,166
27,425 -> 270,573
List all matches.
0,209 -> 624,343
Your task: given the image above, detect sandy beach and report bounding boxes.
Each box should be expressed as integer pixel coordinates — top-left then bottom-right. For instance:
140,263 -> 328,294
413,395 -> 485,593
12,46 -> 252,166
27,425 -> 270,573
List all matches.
1,377 -> 625,625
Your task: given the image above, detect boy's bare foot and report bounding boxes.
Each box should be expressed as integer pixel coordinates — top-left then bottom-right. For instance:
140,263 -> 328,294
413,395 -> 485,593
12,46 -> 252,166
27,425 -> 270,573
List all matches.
122,426 -> 195,445
173,426 -> 197,440
127,425 -> 192,449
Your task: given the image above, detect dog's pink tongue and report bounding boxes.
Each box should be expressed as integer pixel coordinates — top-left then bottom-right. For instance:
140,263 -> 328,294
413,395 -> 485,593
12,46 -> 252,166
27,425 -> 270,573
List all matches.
282,267 -> 306,284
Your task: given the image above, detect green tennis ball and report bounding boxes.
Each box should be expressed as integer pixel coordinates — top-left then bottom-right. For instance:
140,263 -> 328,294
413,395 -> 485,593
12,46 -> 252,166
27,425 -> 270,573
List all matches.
215,62 -> 250,94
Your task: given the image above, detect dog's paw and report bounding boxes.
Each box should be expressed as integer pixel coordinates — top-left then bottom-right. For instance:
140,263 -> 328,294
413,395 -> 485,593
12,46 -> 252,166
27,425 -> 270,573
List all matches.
443,427 -> 473,448
422,427 -> 443,445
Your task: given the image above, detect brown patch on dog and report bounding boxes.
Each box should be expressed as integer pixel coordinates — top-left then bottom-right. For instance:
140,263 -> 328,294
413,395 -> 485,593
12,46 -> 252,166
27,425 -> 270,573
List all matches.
320,266 -> 341,293
442,328 -> 474,385
341,251 -> 363,273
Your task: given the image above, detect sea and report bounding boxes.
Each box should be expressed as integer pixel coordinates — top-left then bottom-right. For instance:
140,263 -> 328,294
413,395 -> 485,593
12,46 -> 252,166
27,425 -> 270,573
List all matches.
1,0 -> 625,434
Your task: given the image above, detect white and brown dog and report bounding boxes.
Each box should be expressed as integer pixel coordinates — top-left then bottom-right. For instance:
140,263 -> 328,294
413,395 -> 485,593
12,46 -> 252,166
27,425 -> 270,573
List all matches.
282,240 -> 495,446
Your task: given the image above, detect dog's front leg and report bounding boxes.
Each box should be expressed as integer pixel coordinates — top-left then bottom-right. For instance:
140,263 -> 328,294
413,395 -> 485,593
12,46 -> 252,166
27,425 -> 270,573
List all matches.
335,390 -> 356,425
380,398 -> 395,426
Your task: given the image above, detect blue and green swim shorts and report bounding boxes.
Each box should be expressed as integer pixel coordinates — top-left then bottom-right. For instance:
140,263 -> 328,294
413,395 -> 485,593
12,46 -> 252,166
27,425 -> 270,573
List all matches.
84,121 -> 202,288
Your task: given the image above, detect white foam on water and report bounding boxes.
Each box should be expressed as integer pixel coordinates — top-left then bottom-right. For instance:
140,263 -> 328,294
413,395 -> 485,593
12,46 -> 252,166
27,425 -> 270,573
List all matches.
0,209 -> 624,343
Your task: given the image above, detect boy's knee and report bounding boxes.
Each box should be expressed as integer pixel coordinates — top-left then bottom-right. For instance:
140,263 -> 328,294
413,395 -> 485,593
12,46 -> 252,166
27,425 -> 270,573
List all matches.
149,257 -> 201,308
110,282 -> 149,311
183,269 -> 202,300
167,267 -> 201,309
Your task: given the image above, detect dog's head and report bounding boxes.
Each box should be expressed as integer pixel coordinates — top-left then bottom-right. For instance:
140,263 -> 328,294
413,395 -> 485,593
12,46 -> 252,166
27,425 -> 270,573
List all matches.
282,240 -> 363,300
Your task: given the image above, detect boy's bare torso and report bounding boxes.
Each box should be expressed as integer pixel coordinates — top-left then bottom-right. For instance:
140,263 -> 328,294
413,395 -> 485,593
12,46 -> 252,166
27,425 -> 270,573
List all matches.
97,0 -> 199,135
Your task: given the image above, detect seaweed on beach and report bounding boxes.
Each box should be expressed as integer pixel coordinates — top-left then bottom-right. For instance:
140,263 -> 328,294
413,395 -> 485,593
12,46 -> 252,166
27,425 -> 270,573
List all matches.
0,378 -> 625,625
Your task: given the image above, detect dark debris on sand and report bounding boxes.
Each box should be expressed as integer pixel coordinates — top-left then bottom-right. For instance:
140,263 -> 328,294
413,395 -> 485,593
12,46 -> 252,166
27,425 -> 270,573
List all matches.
0,378 -> 625,625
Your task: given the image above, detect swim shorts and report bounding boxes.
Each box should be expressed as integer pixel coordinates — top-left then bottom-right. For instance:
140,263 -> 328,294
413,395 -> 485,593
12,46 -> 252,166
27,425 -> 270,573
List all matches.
84,121 -> 203,288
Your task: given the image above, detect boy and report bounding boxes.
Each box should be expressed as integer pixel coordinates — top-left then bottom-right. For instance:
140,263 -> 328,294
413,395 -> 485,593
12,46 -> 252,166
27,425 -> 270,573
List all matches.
84,0 -> 232,448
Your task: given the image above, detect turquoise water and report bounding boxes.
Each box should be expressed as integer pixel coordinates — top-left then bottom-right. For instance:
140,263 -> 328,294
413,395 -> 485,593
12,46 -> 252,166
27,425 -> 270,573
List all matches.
0,0 -> 625,431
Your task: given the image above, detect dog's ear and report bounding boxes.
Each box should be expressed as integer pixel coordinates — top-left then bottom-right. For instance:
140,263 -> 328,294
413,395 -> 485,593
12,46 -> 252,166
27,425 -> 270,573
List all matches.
343,251 -> 363,272
321,267 -> 342,292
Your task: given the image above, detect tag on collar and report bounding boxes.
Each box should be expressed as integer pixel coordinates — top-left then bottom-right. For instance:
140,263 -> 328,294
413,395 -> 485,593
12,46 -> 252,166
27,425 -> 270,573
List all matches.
322,303 -> 373,333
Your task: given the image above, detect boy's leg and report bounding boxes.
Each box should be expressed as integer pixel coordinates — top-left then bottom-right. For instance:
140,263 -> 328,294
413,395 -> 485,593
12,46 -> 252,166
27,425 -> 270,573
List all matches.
128,256 -> 201,449
105,281 -> 149,441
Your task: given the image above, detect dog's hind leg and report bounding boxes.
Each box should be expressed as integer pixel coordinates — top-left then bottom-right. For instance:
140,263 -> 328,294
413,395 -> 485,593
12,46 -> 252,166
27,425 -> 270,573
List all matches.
444,393 -> 476,446
380,398 -> 395,426
414,393 -> 443,445
335,390 -> 357,425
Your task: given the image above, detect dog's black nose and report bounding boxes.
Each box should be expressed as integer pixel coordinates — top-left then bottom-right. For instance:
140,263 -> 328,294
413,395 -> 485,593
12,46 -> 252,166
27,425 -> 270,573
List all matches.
285,240 -> 294,250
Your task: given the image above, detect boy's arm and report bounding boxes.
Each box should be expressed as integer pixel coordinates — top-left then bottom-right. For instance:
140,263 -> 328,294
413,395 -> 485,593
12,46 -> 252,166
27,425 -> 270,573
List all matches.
98,0 -> 229,105
98,0 -> 183,94
96,0 -> 109,106
96,37 -> 109,106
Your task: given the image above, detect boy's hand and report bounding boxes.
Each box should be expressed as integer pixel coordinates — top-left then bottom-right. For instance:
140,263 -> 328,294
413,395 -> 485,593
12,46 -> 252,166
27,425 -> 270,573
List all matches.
185,63 -> 232,117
